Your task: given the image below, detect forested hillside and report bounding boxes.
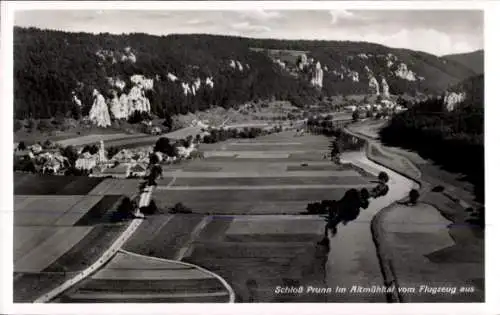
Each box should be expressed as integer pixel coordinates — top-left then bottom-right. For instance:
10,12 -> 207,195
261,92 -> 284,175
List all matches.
380,74 -> 484,202
443,50 -> 484,75
14,27 -> 477,121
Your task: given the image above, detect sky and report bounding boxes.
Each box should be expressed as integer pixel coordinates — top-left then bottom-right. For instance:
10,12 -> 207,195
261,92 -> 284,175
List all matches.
14,9 -> 483,56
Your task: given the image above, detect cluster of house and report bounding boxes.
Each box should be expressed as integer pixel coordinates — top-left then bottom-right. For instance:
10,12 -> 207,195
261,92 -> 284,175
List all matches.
14,143 -> 70,174
344,99 -> 407,117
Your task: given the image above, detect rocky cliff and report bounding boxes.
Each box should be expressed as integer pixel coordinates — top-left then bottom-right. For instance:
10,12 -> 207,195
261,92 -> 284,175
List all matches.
89,89 -> 111,127
443,91 -> 466,112
310,61 -> 323,89
368,76 -> 380,95
381,77 -> 390,98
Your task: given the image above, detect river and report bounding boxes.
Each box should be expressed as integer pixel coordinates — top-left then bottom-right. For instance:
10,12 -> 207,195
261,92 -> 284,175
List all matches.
325,150 -> 417,302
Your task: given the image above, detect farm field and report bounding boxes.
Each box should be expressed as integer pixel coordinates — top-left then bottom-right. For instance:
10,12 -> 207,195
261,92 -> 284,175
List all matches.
13,173 -> 142,302
123,214 -> 327,302
120,130 -> 377,301
87,178 -> 143,197
14,173 -> 105,195
56,251 -> 233,303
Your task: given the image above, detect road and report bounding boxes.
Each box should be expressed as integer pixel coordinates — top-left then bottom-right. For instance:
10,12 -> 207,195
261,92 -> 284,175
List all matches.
325,150 -> 418,302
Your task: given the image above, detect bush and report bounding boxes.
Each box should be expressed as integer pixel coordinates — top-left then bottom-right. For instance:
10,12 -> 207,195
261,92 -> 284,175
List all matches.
112,197 -> 136,221
352,110 -> 360,121
169,202 -> 193,214
17,141 -> 26,151
409,189 -> 420,205
154,137 -> 176,157
162,114 -> 173,131
140,199 -> 160,215
378,171 -> 389,184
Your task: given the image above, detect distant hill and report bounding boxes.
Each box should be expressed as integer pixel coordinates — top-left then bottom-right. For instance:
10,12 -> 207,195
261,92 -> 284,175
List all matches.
442,50 -> 484,75
14,27 -> 477,121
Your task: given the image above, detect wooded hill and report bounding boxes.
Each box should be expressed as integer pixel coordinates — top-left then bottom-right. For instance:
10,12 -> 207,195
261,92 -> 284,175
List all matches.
14,27 -> 477,120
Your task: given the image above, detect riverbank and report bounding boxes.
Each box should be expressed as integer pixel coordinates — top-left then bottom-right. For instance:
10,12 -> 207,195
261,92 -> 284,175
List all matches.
346,123 -> 485,302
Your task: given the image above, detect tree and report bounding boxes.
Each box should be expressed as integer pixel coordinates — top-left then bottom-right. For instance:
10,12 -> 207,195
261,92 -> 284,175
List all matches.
149,152 -> 160,165
162,114 -> 173,131
107,146 -> 121,160
154,137 -> 176,157
352,109 -> 360,122
378,171 -> 389,184
330,140 -> 342,163
409,189 -> 420,205
82,144 -> 99,155
61,145 -> 79,165
140,199 -> 159,215
113,197 -> 136,221
17,141 -> 26,151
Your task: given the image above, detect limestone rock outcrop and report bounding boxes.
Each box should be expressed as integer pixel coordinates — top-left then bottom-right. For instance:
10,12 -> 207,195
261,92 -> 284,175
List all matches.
443,91 -> 466,112
127,85 -> 151,113
89,89 -> 111,127
310,61 -> 323,89
395,63 -> 417,81
297,54 -> 307,70
205,77 -> 214,88
368,76 -> 380,95
121,47 -> 137,63
72,92 -> 82,107
107,77 -> 126,91
182,82 -> 191,96
110,91 -> 128,119
167,73 -> 178,82
236,61 -> 244,72
347,71 -> 359,82
381,77 -> 390,97
130,74 -> 154,90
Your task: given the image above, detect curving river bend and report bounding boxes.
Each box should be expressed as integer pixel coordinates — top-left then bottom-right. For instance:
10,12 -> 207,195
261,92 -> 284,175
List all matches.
325,150 -> 418,302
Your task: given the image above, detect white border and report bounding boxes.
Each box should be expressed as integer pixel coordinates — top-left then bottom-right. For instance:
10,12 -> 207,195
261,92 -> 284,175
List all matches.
1,1 -> 498,315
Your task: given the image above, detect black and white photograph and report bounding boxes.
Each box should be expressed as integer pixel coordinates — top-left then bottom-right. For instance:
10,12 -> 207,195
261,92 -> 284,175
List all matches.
1,1 -> 494,311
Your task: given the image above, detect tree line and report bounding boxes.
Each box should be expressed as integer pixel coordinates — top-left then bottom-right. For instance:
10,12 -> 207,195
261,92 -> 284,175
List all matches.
379,82 -> 484,203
